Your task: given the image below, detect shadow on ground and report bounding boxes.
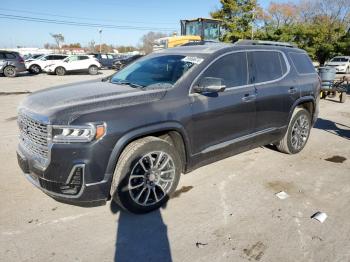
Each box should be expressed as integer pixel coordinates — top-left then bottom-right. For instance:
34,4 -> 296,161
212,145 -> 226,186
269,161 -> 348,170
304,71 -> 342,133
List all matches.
111,201 -> 172,262
314,118 -> 350,139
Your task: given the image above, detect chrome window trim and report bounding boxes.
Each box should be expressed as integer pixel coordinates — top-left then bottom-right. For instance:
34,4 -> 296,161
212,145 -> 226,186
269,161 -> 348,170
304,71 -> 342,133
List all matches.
189,49 -> 291,96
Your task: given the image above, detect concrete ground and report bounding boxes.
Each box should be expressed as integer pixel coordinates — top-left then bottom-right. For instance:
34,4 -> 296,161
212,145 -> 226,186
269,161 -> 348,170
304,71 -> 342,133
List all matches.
0,71 -> 349,262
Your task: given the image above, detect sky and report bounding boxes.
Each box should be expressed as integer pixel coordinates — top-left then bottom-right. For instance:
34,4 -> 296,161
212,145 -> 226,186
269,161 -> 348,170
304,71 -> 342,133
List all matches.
0,0 -> 284,48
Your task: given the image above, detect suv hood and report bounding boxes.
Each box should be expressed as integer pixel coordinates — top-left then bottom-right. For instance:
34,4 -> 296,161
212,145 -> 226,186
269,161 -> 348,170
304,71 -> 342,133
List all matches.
19,80 -> 167,124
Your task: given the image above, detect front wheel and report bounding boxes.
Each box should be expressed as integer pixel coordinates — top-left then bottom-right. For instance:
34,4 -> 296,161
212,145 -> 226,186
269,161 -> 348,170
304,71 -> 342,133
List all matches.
88,65 -> 98,75
55,67 -> 66,76
276,108 -> 311,154
111,137 -> 181,214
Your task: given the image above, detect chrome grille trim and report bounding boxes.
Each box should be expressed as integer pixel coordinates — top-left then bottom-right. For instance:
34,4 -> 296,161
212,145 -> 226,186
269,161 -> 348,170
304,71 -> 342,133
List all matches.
18,112 -> 49,159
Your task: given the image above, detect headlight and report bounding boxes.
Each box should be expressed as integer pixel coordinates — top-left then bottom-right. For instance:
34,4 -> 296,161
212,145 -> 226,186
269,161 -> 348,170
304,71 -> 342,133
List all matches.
48,124 -> 105,143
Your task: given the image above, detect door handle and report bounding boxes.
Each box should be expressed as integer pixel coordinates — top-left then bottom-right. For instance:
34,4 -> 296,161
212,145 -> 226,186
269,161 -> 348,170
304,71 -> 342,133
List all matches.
288,87 -> 297,94
242,94 -> 256,102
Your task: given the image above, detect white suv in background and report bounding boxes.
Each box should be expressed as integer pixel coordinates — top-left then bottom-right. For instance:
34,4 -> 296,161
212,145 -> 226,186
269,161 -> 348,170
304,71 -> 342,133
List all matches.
325,56 -> 350,74
25,54 -> 68,74
44,55 -> 101,76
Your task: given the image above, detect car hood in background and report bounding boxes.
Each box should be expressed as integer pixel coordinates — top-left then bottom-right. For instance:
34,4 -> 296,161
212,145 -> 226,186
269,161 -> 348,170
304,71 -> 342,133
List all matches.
19,80 -> 167,124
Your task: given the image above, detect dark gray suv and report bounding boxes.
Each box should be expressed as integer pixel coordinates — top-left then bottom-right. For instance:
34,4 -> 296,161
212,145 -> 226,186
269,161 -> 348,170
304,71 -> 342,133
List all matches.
0,51 -> 26,77
17,40 -> 320,213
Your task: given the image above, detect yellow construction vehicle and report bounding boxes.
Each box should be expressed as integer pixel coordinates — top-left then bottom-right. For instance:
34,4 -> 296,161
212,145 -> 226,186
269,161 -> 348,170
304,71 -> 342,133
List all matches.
153,18 -> 223,50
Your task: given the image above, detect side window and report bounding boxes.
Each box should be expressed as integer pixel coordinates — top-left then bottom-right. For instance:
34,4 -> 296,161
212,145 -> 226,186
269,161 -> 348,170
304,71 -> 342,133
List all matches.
107,55 -> 114,59
249,51 -> 285,83
59,56 -> 67,60
78,56 -> 89,60
199,52 -> 248,88
101,54 -> 108,59
67,56 -> 79,62
0,53 -> 5,59
289,52 -> 316,74
5,53 -> 16,59
45,55 -> 53,60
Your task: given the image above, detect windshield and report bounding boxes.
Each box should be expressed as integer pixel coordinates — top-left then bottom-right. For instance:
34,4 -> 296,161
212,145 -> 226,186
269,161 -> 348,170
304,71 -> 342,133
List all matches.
331,57 -> 349,62
111,55 -> 202,88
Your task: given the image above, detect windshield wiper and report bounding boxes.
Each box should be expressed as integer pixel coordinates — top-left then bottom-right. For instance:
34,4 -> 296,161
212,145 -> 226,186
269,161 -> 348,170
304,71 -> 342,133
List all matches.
114,80 -> 145,89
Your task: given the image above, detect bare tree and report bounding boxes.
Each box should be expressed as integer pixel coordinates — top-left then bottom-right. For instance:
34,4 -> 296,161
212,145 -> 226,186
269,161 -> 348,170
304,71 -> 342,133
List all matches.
50,33 -> 65,49
141,31 -> 167,54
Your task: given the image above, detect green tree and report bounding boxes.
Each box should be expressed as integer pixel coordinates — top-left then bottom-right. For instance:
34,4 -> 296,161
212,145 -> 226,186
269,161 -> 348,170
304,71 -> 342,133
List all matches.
211,0 -> 257,42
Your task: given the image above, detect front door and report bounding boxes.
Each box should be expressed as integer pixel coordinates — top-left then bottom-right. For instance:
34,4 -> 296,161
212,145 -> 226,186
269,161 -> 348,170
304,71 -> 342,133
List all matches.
189,52 -> 256,154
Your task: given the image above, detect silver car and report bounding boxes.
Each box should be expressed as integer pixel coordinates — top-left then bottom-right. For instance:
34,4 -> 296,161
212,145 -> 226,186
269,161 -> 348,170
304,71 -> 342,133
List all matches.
0,51 -> 27,77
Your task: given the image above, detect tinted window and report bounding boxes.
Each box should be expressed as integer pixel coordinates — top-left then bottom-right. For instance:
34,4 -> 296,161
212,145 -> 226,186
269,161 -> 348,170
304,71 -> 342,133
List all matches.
249,51 -> 285,83
5,53 -> 16,59
200,52 -> 248,88
289,52 -> 316,74
331,57 -> 349,62
78,56 -> 89,60
0,53 -> 4,59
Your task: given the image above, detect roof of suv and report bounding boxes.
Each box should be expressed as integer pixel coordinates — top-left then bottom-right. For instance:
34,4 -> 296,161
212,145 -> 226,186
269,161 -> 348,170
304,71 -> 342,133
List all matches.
156,40 -> 305,56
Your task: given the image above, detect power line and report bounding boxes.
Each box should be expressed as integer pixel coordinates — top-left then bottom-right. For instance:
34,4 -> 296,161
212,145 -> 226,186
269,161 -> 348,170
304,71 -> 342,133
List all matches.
0,7 -> 176,25
0,13 -> 177,31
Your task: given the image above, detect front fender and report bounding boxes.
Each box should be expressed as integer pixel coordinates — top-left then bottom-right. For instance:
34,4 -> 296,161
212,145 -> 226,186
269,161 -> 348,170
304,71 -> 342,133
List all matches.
103,121 -> 191,186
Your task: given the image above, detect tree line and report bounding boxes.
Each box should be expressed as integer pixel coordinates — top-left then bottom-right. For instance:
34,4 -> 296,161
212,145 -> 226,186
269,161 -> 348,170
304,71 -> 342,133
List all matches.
212,0 -> 350,64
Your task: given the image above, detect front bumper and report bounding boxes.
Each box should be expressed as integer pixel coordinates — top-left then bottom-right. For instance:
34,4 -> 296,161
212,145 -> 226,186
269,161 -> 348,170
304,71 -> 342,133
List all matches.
17,140 -> 112,205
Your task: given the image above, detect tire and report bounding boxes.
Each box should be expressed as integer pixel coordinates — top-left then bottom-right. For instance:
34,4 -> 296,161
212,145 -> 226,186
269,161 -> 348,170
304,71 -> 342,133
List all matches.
29,64 -> 41,74
111,136 -> 182,214
276,108 -> 311,154
328,91 -> 336,98
55,67 -> 66,76
340,92 -> 347,103
3,66 -> 16,77
320,91 -> 327,99
88,65 -> 98,75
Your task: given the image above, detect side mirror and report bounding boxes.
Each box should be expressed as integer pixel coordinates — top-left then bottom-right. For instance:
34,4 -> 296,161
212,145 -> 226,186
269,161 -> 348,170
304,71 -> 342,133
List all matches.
193,77 -> 226,94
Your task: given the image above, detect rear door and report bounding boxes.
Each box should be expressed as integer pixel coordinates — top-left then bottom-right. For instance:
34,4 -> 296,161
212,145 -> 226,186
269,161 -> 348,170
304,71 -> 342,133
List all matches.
248,50 -> 295,133
189,51 -> 256,154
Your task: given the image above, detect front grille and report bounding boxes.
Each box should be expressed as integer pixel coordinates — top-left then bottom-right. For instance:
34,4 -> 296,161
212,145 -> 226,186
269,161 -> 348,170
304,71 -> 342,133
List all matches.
18,112 -> 48,159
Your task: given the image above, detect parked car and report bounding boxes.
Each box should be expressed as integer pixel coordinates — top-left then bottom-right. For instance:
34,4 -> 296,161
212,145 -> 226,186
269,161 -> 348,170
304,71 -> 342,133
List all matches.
24,54 -> 44,62
325,56 -> 350,74
89,53 -> 115,69
26,54 -> 68,74
43,55 -> 101,75
17,40 -> 320,214
0,50 -> 26,77
113,54 -> 143,70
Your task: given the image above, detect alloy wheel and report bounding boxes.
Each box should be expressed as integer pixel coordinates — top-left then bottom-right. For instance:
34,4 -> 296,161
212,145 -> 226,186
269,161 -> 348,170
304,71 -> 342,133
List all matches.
128,151 -> 176,206
290,114 -> 310,151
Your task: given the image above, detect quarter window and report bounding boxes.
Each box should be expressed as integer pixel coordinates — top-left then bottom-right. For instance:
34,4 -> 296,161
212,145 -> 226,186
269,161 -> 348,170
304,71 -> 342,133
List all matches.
249,51 -> 286,83
199,52 -> 248,88
289,52 -> 316,74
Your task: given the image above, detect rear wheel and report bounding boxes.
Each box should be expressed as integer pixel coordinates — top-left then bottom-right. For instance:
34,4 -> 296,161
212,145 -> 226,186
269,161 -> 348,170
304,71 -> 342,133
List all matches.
111,136 -> 181,214
88,65 -> 98,75
29,64 -> 41,74
276,108 -> 311,154
3,66 -> 16,77
340,92 -> 347,103
55,67 -> 66,76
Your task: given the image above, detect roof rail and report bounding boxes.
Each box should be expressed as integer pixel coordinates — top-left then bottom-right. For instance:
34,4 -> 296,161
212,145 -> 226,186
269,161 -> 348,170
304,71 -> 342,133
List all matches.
235,40 -> 296,48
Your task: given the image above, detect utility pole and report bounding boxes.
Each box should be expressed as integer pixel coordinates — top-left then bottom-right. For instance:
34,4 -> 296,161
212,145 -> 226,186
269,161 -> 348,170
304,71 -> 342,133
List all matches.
98,28 -> 103,53
251,11 -> 255,40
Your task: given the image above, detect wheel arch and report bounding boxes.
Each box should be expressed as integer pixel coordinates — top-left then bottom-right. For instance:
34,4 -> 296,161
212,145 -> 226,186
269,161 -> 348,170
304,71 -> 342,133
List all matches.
104,122 -> 191,187
288,96 -> 315,124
